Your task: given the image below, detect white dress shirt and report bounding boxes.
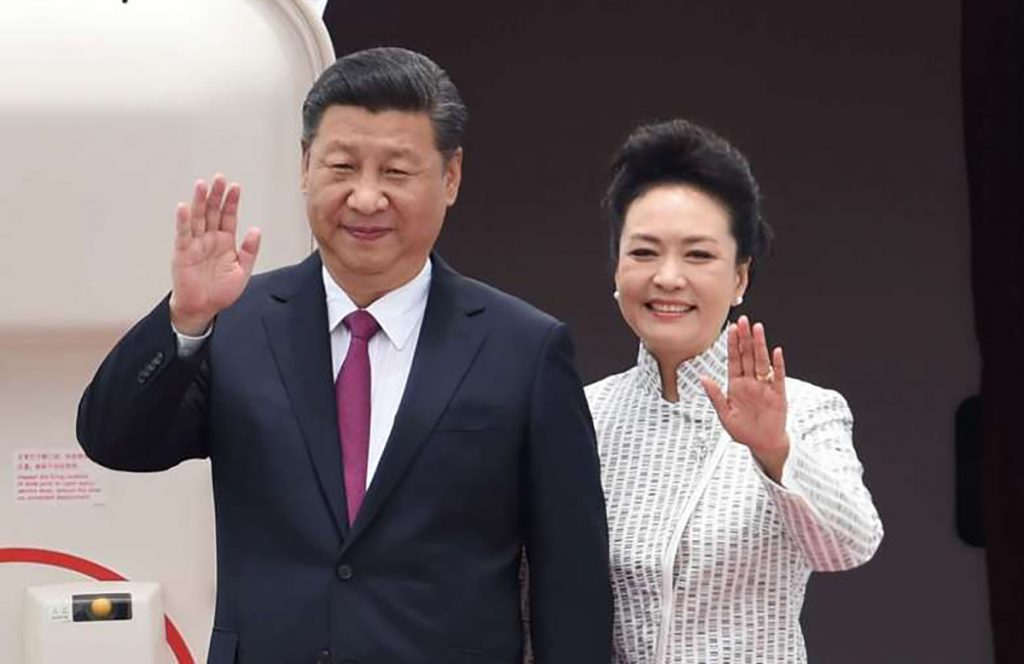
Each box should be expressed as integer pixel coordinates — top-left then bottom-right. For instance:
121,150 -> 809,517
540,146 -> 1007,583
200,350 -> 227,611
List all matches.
587,330 -> 883,663
321,259 -> 430,488
175,258 -> 431,489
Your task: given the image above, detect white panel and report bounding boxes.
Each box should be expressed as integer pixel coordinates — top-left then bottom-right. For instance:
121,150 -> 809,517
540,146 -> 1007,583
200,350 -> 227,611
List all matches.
0,2 -> 334,661
0,334 -> 219,662
24,582 -> 164,663
0,0 -> 335,329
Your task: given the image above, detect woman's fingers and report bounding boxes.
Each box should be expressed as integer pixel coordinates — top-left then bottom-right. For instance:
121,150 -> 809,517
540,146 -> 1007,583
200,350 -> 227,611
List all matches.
700,376 -> 728,418
773,347 -> 787,397
737,316 -> 756,377
727,323 -> 742,379
752,322 -> 772,379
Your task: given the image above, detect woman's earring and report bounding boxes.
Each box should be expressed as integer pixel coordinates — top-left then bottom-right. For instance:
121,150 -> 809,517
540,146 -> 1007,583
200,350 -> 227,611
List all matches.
613,290 -> 620,301
732,296 -> 743,306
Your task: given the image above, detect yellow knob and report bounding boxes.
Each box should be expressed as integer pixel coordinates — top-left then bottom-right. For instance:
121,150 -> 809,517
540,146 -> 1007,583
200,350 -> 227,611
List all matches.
90,597 -> 113,619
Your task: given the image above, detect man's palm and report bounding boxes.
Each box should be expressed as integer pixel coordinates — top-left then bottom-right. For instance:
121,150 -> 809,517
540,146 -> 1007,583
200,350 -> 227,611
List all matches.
170,175 -> 261,335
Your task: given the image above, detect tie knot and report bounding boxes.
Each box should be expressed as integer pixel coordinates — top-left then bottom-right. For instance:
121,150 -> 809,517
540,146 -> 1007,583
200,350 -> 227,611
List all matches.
343,309 -> 380,341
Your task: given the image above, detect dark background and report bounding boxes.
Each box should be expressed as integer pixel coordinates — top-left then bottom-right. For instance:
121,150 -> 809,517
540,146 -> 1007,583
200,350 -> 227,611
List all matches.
323,0 -> 1003,660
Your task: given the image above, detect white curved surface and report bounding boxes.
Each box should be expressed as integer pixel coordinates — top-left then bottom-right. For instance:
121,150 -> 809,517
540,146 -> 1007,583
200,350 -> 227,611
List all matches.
0,0 -> 335,329
0,3 -> 334,662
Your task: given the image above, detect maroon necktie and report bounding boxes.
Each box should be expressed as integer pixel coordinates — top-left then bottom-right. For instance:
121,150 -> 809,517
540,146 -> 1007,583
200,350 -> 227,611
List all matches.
336,310 -> 380,525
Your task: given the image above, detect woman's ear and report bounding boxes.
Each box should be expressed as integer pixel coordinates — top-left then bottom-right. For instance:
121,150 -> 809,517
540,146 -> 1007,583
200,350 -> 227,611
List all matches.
734,260 -> 751,302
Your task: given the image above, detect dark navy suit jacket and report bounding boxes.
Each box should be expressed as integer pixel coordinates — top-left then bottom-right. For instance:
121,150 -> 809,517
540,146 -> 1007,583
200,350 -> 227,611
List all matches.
77,253 -> 612,664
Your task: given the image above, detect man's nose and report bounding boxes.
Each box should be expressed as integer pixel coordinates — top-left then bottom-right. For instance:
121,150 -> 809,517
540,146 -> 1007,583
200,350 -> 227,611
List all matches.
346,176 -> 388,214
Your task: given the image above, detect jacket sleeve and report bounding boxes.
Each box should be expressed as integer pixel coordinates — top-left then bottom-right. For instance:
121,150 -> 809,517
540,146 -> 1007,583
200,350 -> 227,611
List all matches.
523,322 -> 613,663
76,296 -> 211,471
754,385 -> 884,571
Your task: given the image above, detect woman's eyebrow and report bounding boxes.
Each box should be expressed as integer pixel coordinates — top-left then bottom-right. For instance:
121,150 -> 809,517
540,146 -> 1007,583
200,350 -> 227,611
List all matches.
626,233 -> 662,244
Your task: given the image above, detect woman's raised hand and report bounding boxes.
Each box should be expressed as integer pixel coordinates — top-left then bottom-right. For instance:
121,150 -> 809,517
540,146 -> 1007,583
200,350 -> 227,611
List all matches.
700,316 -> 790,481
169,175 -> 262,335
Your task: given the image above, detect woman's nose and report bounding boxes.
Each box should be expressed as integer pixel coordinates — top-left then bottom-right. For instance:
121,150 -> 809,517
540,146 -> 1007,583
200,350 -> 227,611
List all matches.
652,260 -> 687,289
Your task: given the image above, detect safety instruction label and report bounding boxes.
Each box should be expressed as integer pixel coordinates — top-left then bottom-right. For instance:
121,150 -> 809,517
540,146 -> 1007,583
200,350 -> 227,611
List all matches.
13,448 -> 106,506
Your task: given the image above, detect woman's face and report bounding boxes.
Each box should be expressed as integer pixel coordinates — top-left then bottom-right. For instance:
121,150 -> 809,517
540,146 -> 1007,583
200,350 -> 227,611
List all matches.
614,184 -> 749,369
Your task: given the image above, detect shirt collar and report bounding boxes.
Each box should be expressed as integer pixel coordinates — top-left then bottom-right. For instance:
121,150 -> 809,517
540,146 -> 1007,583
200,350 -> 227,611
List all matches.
636,327 -> 730,402
322,258 -> 432,350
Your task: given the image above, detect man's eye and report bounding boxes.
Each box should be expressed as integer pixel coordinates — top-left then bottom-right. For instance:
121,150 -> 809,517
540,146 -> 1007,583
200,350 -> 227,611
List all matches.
384,168 -> 411,177
329,163 -> 354,172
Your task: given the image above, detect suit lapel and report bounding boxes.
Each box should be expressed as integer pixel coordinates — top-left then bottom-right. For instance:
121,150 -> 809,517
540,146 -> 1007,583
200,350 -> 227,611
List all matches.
262,253 -> 350,541
342,255 -> 487,551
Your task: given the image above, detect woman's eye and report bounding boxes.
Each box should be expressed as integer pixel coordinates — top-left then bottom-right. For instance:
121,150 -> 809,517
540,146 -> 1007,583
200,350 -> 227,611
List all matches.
688,250 -> 714,260
628,248 -> 657,258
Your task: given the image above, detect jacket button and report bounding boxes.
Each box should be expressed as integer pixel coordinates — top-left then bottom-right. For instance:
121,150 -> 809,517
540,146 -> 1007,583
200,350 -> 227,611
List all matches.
315,650 -> 331,664
335,563 -> 353,580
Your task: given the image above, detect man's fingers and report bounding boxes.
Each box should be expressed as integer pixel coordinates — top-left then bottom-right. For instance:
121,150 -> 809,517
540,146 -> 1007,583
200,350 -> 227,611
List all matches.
174,203 -> 192,250
190,179 -> 208,237
205,174 -> 226,233
238,227 -> 262,276
221,183 -> 241,235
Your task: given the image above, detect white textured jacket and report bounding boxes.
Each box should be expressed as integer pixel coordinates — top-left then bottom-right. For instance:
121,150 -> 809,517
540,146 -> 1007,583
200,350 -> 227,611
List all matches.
587,331 -> 883,663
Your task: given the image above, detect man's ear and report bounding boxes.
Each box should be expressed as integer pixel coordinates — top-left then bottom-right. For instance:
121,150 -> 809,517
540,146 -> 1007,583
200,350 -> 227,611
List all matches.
444,148 -> 463,206
300,143 -> 311,194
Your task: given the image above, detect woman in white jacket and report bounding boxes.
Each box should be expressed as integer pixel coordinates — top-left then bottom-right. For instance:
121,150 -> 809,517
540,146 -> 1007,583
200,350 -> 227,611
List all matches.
589,119 -> 883,663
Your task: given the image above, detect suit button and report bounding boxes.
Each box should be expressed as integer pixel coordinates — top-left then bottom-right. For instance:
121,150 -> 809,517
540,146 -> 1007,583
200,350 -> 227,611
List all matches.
335,563 -> 353,580
315,650 -> 331,664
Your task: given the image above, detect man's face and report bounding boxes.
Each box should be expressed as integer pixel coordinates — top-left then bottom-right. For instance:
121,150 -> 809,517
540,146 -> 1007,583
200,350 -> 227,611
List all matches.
302,105 -> 462,303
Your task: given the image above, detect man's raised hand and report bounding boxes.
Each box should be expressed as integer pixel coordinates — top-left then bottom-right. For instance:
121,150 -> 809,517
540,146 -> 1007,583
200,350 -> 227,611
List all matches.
169,174 -> 261,336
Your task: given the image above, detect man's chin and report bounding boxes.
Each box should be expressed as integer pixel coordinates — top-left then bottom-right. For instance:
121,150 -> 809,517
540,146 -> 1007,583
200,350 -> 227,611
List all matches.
319,245 -> 394,274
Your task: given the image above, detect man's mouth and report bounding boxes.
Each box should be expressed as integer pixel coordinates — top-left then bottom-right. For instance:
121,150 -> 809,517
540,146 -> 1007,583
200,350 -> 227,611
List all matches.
344,225 -> 392,241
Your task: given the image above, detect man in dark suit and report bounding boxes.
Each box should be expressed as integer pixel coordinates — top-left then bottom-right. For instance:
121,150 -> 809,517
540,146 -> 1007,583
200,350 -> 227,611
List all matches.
77,47 -> 611,663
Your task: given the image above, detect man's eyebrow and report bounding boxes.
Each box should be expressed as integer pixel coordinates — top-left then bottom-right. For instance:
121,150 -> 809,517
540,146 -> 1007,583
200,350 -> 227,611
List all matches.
320,140 -> 419,159
321,139 -> 352,152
